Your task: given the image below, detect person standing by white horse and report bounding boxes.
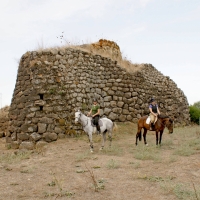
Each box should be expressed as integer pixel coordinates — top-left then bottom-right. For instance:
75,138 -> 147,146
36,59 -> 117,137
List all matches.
75,110 -> 116,152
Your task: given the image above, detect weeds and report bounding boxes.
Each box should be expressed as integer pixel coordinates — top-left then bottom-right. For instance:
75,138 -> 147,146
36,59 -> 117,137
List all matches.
174,144 -> 196,156
0,150 -> 31,164
129,161 -> 141,169
85,165 -> 99,192
173,183 -> 199,200
47,181 -> 56,187
106,159 -> 120,169
45,171 -> 75,198
160,181 -> 200,200
20,169 -> 29,173
134,146 -> 161,161
75,150 -> 91,162
192,182 -> 200,200
84,165 -> 105,192
100,145 -> 123,156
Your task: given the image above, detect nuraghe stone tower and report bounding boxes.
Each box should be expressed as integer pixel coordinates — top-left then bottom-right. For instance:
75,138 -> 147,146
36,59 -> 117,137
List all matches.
7,39 -> 190,149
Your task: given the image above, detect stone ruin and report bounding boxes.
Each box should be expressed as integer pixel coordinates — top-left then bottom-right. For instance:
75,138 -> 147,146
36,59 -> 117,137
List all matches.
0,106 -> 9,138
6,39 -> 190,149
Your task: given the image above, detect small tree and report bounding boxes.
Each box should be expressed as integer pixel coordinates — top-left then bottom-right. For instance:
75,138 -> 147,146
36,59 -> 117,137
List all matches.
193,101 -> 200,109
189,105 -> 200,124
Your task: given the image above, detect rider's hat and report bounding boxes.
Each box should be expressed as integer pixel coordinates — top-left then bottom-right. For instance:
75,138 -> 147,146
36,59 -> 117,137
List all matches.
150,98 -> 155,103
93,98 -> 97,102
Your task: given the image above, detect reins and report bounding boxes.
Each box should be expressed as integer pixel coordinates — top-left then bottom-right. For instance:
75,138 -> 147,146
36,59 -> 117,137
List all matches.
77,112 -> 89,128
157,117 -> 171,129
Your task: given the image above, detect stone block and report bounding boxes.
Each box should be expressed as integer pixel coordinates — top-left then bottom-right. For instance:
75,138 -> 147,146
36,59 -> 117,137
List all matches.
38,123 -> 47,134
39,117 -> 53,124
17,133 -> 30,141
43,132 -> 58,142
27,124 -> 38,133
117,101 -> 124,108
132,92 -> 138,97
119,115 -> 126,122
36,141 -> 48,149
55,127 -> 64,134
122,109 -> 129,115
11,141 -> 20,149
58,133 -> 65,139
127,115 -> 132,121
34,100 -> 46,106
110,101 -> 117,108
104,108 -> 111,115
19,141 -> 35,150
108,112 -> 118,121
30,132 -> 42,142
112,108 -> 122,114
124,92 -> 131,98
104,96 -> 112,102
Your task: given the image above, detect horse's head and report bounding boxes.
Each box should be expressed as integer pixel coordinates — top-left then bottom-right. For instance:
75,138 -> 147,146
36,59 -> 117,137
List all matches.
75,110 -> 81,124
165,118 -> 174,134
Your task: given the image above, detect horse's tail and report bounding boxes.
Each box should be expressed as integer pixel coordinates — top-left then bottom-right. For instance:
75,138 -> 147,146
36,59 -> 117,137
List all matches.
113,122 -> 118,132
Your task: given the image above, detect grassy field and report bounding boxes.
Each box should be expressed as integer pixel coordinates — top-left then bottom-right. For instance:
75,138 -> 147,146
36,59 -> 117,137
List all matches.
0,123 -> 200,200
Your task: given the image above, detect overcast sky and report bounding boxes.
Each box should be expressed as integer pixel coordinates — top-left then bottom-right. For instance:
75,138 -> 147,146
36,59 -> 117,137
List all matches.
0,0 -> 199,108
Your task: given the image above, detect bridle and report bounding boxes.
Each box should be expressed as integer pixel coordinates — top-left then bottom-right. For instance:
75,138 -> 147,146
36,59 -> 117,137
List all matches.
75,112 -> 88,128
157,117 -> 173,129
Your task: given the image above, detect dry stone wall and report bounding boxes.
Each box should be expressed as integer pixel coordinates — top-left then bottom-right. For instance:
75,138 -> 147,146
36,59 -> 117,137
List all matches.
7,46 -> 190,149
0,106 -> 9,138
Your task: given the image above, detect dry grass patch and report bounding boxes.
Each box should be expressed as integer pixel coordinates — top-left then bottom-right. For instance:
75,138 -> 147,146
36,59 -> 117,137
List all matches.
160,182 -> 200,200
99,145 -> 124,156
134,145 -> 162,162
0,150 -> 31,164
106,159 -> 120,169
35,38 -> 143,74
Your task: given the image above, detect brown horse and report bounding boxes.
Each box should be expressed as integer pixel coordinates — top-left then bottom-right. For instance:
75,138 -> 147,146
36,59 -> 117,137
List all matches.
135,114 -> 174,146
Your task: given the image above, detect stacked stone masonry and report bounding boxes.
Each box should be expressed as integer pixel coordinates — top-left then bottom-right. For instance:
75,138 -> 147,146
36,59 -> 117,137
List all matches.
7,47 -> 190,149
0,106 -> 9,138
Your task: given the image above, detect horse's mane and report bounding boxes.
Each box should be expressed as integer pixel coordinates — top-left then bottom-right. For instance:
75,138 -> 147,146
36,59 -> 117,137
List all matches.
158,114 -> 170,119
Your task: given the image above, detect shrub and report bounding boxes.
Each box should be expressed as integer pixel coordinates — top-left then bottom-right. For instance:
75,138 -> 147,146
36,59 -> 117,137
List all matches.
189,105 -> 200,124
193,101 -> 200,109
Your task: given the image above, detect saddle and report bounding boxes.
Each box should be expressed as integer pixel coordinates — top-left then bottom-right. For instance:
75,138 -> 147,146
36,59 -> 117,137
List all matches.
91,118 -> 103,127
146,116 -> 151,124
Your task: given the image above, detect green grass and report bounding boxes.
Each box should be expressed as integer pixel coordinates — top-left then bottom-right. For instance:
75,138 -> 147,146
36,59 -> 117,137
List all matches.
173,144 -> 196,157
134,146 -> 162,161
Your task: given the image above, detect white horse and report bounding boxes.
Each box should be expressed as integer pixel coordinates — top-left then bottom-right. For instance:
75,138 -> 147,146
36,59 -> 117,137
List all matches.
75,110 -> 116,152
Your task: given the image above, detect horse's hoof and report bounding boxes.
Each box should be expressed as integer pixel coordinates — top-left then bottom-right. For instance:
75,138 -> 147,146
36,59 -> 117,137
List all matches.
145,144 -> 148,146
90,150 -> 93,153
99,147 -> 104,151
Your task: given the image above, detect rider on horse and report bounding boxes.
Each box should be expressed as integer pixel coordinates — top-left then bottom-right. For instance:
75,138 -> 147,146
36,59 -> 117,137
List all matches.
149,98 -> 160,130
87,98 -> 100,133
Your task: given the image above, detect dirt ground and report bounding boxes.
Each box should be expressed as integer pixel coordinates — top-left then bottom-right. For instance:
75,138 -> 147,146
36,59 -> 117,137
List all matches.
0,123 -> 200,200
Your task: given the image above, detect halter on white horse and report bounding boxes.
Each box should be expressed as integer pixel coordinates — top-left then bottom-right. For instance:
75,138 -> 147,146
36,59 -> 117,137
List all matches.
75,110 -> 114,153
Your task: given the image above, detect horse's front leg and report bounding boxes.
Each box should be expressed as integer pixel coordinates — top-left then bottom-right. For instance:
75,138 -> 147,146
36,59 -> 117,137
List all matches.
143,128 -> 148,146
87,132 -> 94,153
156,131 -> 158,145
159,130 -> 163,145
